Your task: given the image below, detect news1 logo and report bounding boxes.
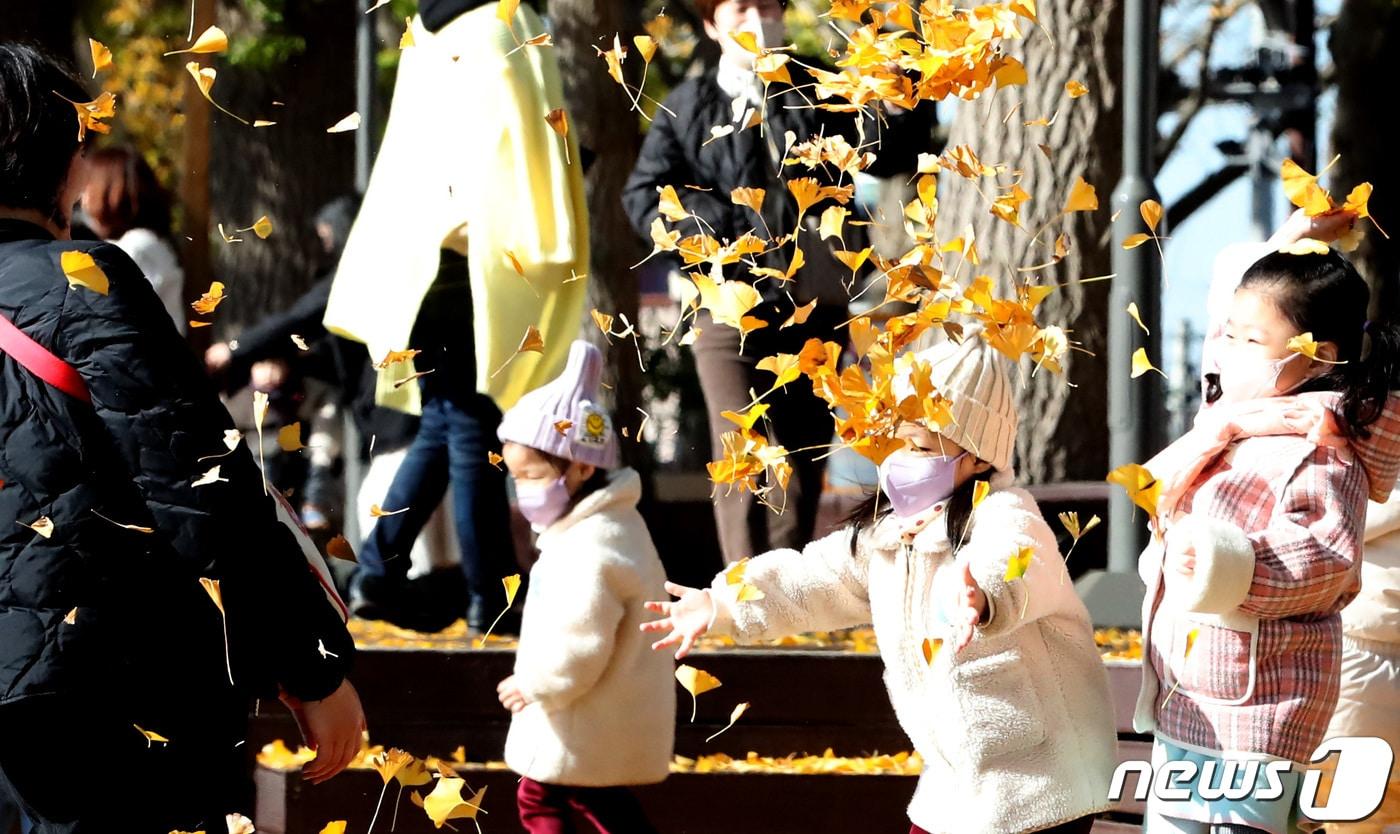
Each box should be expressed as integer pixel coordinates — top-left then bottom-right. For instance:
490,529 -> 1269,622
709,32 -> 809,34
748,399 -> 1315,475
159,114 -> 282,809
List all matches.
1108,737 -> 1395,822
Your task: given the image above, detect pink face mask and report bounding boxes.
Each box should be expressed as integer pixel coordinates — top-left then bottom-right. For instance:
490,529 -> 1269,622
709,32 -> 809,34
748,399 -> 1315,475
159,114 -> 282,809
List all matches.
877,450 -> 966,518
515,475 -> 572,529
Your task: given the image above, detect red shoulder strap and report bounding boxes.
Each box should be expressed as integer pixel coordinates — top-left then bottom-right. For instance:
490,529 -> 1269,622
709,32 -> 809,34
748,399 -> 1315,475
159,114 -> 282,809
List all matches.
0,312 -> 92,403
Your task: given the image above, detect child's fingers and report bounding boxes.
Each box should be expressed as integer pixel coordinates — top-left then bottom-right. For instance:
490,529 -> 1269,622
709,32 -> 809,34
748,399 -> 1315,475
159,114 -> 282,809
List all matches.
639,618 -> 671,633
651,632 -> 681,652
663,581 -> 695,598
676,633 -> 695,660
643,601 -> 671,615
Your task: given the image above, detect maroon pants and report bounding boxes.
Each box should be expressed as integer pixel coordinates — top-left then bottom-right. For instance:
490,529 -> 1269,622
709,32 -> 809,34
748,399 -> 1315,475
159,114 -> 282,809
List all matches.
911,815 -> 1096,834
517,776 -> 659,834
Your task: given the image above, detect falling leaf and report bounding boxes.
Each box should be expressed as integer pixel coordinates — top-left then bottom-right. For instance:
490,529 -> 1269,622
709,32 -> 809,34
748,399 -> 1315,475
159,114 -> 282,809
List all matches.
317,640 -> 338,659
371,504 -> 409,518
488,451 -> 504,469
504,250 -> 527,277
1106,462 -> 1161,517
705,702 -> 751,743
61,251 -> 110,295
657,185 -> 688,221
327,112 -> 361,133
226,814 -> 255,834
244,216 -> 273,239
191,281 -> 226,314
1280,158 -> 1334,216
1130,348 -> 1165,379
591,309 -> 614,339
377,349 -> 421,369
421,779 -> 486,829
134,724 -> 169,747
544,108 -> 570,162
165,25 -> 229,56
20,516 -> 54,539
90,509 -> 154,533
88,38 -> 113,76
189,320 -> 212,328
1286,332 -> 1347,364
1140,199 -> 1163,232
1057,511 -> 1101,570
1122,233 -> 1151,250
676,665 -> 722,722
989,184 -> 1031,227
184,62 -> 248,125
277,423 -> 304,452
475,574 -> 524,647
320,823 -> 347,834
400,17 -> 415,49
553,420 -> 573,435
57,91 -> 117,141
819,205 -> 849,240
731,186 -> 765,216
291,334 -> 309,351
1065,79 -> 1088,98
201,577 -> 236,686
781,300 -> 818,330
921,637 -> 942,665
253,120 -> 277,128
451,746 -> 467,765
193,465 -> 228,486
1004,546 -> 1034,581
1126,303 -> 1150,335
1063,177 -> 1099,213
64,607 -> 78,625
634,34 -> 658,63
971,480 -> 991,509
326,535 -> 357,562
253,389 -> 270,494
1279,238 -> 1331,256
723,558 -> 765,602
497,0 -> 520,24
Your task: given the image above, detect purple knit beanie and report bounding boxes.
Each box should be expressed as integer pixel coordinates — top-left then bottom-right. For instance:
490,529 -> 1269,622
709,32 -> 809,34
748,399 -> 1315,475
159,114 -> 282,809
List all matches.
497,340 -> 619,469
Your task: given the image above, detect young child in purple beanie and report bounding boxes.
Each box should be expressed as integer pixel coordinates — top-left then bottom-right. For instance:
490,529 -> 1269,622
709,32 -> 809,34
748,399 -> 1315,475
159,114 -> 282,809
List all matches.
495,339 -> 674,834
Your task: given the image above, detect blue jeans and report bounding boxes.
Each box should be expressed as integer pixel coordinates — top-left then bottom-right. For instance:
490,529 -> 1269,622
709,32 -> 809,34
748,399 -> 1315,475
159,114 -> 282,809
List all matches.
357,392 -> 516,611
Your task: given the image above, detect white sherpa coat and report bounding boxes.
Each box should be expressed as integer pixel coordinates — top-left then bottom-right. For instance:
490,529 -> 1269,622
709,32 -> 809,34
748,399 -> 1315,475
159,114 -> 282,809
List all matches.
709,484 -> 1117,834
505,468 -> 675,786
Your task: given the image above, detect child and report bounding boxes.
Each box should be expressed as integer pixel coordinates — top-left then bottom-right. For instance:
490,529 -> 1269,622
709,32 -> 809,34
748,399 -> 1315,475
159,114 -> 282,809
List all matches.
495,340 -> 674,834
1135,248 -> 1400,834
644,335 -> 1119,834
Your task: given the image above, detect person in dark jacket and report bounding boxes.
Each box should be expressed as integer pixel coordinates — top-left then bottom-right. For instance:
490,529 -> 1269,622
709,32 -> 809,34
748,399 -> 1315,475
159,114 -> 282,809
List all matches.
0,44 -> 364,832
622,0 -> 935,564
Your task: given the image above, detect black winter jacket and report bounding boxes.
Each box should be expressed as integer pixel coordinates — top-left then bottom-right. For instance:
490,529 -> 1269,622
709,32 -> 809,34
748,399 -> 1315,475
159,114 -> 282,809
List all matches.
623,64 -> 936,305
0,219 -> 353,709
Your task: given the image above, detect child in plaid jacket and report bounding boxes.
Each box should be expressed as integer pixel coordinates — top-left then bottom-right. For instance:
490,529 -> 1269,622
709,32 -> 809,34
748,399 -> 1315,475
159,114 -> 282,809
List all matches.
1135,247 -> 1400,834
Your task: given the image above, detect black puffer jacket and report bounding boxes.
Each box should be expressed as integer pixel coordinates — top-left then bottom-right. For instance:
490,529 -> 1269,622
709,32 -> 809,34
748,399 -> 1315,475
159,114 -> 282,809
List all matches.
0,219 -> 353,708
623,64 -> 936,304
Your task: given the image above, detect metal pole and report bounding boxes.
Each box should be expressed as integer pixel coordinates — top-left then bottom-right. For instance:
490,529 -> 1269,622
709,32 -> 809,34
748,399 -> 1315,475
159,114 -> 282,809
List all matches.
1077,0 -> 1160,627
355,0 -> 376,193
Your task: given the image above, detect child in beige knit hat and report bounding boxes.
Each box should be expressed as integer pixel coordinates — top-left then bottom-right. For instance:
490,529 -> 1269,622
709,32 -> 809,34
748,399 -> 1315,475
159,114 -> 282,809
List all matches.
643,334 -> 1118,834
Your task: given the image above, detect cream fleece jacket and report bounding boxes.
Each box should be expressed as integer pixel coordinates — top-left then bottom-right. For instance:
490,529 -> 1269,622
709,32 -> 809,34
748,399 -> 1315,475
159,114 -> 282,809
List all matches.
708,485 -> 1118,834
505,468 -> 675,786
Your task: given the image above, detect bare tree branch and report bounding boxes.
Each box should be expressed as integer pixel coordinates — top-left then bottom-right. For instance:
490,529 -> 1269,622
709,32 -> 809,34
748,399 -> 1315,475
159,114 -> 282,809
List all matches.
1156,0 -> 1243,167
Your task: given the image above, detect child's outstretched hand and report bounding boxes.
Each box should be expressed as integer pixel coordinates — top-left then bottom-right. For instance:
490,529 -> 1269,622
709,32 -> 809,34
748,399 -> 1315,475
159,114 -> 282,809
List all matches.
497,675 -> 530,713
641,581 -> 715,660
1268,206 -> 1358,248
945,561 -> 989,653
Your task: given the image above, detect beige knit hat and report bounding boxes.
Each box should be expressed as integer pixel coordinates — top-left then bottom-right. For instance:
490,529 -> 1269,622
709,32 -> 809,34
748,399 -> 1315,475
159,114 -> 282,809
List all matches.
893,333 -> 1018,472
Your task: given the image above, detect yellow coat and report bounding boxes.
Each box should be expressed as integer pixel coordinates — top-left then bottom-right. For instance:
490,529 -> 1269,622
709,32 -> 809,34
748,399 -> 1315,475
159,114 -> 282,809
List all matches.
323,5 -> 588,414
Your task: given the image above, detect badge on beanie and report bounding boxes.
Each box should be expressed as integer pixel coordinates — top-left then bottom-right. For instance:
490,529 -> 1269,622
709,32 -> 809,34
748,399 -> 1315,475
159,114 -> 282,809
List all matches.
574,403 -> 610,448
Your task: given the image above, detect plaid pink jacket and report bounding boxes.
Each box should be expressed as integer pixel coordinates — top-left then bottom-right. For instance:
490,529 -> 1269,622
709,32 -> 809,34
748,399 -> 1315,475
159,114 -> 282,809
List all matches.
1135,393 -> 1400,762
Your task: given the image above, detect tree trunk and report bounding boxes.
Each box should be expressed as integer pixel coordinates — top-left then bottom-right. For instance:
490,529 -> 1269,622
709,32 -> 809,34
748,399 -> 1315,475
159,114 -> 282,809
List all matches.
551,0 -> 652,475
933,0 -> 1124,483
1329,0 -> 1400,323
205,1 -> 359,332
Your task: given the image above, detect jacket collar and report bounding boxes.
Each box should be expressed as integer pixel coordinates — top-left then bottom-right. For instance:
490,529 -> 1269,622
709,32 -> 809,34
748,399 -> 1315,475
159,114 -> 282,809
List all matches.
0,219 -> 55,244
534,467 -> 643,548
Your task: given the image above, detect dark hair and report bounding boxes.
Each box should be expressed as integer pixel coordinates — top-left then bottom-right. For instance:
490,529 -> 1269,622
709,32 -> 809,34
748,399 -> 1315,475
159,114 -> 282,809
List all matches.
81,146 -> 171,239
1239,250 -> 1400,436
694,0 -> 789,24
843,463 -> 994,556
539,450 -> 611,504
0,43 -> 93,227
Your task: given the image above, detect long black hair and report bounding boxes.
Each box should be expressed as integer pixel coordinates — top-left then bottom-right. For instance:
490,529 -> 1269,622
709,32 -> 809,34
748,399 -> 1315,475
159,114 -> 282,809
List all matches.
1239,250 -> 1400,436
843,462 -> 994,556
0,44 -> 92,228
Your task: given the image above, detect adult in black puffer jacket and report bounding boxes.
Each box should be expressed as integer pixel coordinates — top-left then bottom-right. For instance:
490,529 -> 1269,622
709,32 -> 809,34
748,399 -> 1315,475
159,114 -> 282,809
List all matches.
623,0 -> 936,565
0,44 -> 364,832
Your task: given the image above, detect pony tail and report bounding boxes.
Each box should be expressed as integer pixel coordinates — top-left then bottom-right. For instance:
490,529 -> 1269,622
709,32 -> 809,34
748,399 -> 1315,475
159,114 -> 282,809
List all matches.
1341,319 -> 1400,435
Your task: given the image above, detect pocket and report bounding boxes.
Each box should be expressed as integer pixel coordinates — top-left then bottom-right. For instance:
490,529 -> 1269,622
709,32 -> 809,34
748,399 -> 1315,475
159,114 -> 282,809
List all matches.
952,642 -> 1048,766
1166,615 -> 1259,705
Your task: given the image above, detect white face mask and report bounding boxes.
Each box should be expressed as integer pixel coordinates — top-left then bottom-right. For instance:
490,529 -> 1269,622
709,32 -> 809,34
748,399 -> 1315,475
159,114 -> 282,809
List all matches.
1214,342 -> 1311,405
716,8 -> 786,69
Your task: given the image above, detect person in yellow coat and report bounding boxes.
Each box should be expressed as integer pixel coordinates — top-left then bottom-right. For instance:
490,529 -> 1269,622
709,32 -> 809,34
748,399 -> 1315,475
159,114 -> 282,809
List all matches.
323,0 -> 588,632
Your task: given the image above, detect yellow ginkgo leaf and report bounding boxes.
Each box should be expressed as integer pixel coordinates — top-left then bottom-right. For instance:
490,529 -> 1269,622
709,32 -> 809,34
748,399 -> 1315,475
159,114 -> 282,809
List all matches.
921,637 -> 943,665
1063,177 -> 1099,213
1126,302 -> 1150,335
252,389 -> 270,494
165,25 -> 229,56
544,108 -> 570,163
327,112 -> 361,133
591,309 -> 614,338
193,465 -> 227,486
993,55 -> 1028,86
199,576 -> 224,613
1122,233 -> 1151,250
133,724 -> 169,747
1286,332 -> 1347,364
377,348 -> 421,369
61,250 -> 110,295
64,607 -> 78,625
1057,511 -> 1101,544
1341,182 -> 1373,219
398,756 -> 433,786
277,422 -> 303,452
291,334 -> 310,351
320,823 -> 348,834
634,34 -> 658,63
819,205 -> 849,240
227,814 -> 255,834
1279,238 -> 1331,256
1106,462 -> 1161,517
705,701 -> 751,743
249,216 -> 273,239
89,38 -> 113,76
1065,79 -> 1088,98
326,535 -> 357,562
503,574 -> 522,606
400,17 -> 415,48
488,451 -> 505,469
370,504 -> 409,518
676,664 -> 722,722
729,29 -> 761,54
553,419 -> 573,435
184,62 -> 249,125
191,281 -> 226,314
971,480 -> 991,509
1140,199 -> 1163,232
371,748 -> 414,784
21,516 -> 54,539
1281,158 -> 1334,216
1130,348 -> 1165,379
497,0 -> 520,25
657,185 -> 688,221
421,779 -> 486,829
1004,546 -> 1034,581
90,509 -> 153,533
58,91 -> 117,141
731,186 -> 765,216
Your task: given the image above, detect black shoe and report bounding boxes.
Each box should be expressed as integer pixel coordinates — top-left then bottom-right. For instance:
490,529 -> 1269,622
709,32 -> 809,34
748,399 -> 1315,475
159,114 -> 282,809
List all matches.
350,570 -> 462,634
